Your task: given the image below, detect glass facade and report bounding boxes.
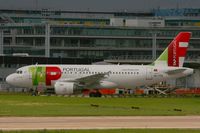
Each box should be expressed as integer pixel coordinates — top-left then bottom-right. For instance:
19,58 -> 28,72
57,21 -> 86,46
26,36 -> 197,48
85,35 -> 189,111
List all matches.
2,25 -> 200,61
1,9 -> 200,61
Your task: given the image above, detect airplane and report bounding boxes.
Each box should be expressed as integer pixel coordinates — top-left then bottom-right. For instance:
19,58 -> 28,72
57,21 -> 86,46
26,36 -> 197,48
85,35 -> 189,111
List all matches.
6,32 -> 193,96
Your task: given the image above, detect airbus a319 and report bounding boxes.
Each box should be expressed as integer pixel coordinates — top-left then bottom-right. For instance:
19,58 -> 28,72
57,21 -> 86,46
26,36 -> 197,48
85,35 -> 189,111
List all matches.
6,32 -> 193,95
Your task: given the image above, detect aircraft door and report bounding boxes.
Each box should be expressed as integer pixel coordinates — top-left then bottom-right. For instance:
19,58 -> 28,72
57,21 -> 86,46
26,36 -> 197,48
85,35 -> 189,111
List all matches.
146,68 -> 153,80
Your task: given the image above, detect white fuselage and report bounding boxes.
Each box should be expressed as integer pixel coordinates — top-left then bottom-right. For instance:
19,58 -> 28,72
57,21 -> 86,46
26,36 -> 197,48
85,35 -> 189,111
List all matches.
6,64 -> 193,89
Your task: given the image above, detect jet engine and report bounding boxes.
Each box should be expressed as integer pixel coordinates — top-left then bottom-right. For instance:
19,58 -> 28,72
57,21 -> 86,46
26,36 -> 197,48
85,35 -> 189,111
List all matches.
54,82 -> 81,95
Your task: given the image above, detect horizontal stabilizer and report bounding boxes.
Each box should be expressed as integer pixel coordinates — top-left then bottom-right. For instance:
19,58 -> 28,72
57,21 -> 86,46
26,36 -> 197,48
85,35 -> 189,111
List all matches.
165,68 -> 187,75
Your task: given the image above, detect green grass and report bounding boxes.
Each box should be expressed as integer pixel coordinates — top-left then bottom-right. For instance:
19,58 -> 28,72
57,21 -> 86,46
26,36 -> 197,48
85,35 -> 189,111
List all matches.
0,94 -> 200,116
1,129 -> 200,133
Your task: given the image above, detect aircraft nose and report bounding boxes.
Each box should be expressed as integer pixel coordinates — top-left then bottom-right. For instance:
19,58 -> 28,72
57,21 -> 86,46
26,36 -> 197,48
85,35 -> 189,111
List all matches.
6,74 -> 15,85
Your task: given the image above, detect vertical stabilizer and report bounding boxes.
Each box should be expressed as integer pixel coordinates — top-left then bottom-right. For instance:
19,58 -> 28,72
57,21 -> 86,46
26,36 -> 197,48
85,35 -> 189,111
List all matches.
154,32 -> 191,67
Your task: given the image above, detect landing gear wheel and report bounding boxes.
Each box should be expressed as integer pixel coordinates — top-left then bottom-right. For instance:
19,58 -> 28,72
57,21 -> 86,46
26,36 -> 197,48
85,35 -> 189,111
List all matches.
89,91 -> 102,97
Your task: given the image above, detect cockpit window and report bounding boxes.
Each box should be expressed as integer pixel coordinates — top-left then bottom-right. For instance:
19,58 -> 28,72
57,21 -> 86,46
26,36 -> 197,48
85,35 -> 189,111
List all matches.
16,70 -> 23,74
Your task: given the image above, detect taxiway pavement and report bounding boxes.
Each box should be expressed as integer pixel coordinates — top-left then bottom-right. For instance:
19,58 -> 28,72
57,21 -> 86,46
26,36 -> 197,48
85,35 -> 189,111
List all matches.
0,116 -> 200,130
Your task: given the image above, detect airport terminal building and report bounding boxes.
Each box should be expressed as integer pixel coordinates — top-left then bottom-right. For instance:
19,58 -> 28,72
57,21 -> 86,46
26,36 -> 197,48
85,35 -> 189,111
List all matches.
0,8 -> 200,91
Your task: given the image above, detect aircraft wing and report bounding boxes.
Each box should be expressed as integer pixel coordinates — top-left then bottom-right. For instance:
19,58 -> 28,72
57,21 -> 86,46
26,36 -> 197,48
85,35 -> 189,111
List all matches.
60,72 -> 110,87
77,73 -> 108,86
165,68 -> 187,75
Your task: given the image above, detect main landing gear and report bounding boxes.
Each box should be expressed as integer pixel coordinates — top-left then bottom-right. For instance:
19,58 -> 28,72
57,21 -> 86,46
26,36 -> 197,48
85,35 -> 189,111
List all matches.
89,90 -> 102,97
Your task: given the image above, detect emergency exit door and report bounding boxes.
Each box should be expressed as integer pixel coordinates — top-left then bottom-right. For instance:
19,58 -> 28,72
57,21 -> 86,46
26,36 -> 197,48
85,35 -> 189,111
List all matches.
146,68 -> 153,80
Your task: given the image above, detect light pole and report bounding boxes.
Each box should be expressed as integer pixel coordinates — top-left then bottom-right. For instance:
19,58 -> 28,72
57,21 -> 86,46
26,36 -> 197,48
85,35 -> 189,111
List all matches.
152,32 -> 157,60
150,21 -> 160,60
0,29 -> 3,55
45,23 -> 50,58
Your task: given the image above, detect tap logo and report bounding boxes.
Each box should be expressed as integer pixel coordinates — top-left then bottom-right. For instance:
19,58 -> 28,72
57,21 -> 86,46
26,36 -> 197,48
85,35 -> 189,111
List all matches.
29,66 -> 61,86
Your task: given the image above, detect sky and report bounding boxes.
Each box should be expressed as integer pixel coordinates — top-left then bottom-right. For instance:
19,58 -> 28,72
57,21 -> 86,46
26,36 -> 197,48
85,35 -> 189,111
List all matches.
0,0 -> 200,12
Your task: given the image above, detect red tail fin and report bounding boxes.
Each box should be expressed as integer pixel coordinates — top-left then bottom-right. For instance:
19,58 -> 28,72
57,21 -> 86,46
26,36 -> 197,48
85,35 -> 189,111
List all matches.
155,32 -> 191,67
168,32 -> 191,67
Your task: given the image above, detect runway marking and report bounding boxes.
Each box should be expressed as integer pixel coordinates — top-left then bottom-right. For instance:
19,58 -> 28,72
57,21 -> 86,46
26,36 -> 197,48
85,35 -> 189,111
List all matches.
0,116 -> 200,130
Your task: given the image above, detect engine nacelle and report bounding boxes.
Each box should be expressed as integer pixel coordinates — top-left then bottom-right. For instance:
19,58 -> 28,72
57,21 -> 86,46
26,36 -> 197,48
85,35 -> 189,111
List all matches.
54,82 -> 80,95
